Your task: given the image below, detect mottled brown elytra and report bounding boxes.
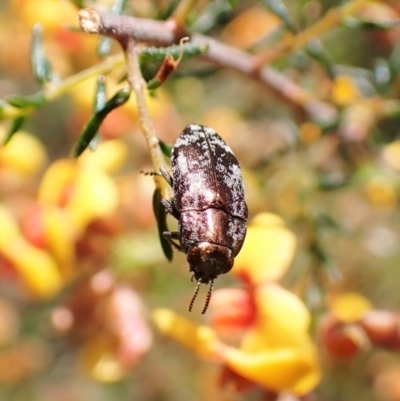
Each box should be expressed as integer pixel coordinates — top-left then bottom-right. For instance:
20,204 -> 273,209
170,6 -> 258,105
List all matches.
160,124 -> 248,314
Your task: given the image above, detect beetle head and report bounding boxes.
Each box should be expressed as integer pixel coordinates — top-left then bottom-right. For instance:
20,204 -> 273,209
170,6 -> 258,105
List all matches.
187,242 -> 234,283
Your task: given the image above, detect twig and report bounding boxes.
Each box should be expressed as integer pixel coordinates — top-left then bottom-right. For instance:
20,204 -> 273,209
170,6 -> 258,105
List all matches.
79,8 -> 176,45
0,53 -> 125,121
123,38 -> 171,197
254,0 -> 382,66
46,54 -> 125,99
1,42 -> 207,121
78,8 -> 338,125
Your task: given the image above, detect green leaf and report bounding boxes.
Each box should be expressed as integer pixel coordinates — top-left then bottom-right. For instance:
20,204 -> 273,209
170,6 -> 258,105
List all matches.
31,24 -> 54,85
94,76 -> 107,112
68,0 -> 85,7
306,39 -> 335,78
314,212 -> 344,233
343,16 -> 399,30
226,0 -> 238,7
97,36 -> 113,58
152,188 -> 173,262
261,0 -> 297,33
190,0 -> 235,33
158,0 -> 180,20
159,140 -> 173,158
4,116 -> 27,145
147,79 -> 162,90
389,44 -> 400,75
373,58 -> 391,93
6,92 -> 46,108
89,76 -> 108,151
139,43 -> 208,63
73,87 -> 130,157
96,0 -> 128,57
111,0 -> 128,14
317,173 -> 349,191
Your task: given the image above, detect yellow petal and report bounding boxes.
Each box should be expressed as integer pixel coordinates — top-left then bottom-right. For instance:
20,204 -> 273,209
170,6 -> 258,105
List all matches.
66,168 -> 119,230
152,309 -> 219,360
218,344 -> 320,394
382,140 -> 400,171
0,131 -> 47,176
364,175 -> 397,210
42,207 -> 75,279
328,292 -> 372,322
331,75 -> 361,106
0,205 -> 21,250
38,159 -> 119,232
21,0 -> 78,31
38,160 -> 78,205
242,284 -> 311,351
233,213 -> 296,283
3,239 -> 62,299
80,139 -> 128,173
0,205 -> 62,299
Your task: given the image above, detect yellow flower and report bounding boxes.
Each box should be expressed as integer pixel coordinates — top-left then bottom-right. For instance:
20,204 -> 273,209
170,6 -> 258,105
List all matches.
153,213 -> 320,395
331,75 -> 361,106
232,213 -> 297,284
38,140 -> 126,233
328,292 -> 372,323
0,130 -> 47,176
0,205 -> 62,299
0,139 -> 128,297
217,284 -> 320,394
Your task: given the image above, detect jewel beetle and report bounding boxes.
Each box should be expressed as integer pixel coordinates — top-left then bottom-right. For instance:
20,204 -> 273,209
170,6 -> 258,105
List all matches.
160,124 -> 248,313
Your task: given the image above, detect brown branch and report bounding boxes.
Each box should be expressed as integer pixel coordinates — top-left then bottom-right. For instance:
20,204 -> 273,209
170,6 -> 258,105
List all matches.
78,8 -> 176,45
254,0 -> 382,66
122,38 -> 172,198
78,8 -> 338,125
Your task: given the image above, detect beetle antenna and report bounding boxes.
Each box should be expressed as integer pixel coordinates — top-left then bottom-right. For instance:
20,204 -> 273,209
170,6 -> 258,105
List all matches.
201,280 -> 214,314
189,280 -> 201,312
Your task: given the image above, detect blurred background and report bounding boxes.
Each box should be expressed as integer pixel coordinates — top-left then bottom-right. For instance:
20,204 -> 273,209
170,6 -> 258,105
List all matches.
1,0 -> 400,400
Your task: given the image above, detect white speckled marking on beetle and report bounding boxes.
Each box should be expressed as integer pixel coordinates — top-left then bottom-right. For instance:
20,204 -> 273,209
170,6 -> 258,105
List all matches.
171,124 -> 248,220
188,123 -> 202,131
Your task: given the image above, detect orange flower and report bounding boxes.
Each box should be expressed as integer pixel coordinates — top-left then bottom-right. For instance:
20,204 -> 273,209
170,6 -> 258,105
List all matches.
153,213 -> 320,396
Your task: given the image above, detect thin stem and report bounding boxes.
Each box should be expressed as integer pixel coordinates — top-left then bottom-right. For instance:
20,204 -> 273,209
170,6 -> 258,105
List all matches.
124,38 -> 171,197
1,53 -> 125,121
77,8 -> 338,125
254,0 -> 381,66
45,53 -> 125,100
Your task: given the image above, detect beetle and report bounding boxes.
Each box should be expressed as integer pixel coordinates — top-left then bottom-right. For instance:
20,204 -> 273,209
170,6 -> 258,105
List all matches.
159,124 -> 248,313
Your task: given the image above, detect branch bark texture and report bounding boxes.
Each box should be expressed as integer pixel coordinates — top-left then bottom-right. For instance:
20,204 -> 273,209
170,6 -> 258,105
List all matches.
78,8 -> 338,125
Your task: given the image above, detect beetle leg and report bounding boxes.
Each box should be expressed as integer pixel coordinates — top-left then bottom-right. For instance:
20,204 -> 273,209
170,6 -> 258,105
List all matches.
141,168 -> 173,188
162,231 -> 182,251
160,166 -> 173,187
161,198 -> 180,220
140,170 -> 161,177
